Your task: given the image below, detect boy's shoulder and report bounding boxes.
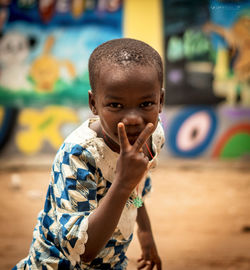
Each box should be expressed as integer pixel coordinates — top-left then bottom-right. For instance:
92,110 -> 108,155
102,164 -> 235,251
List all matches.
53,118 -> 118,176
64,118 -> 96,146
153,120 -> 165,150
55,118 -> 109,164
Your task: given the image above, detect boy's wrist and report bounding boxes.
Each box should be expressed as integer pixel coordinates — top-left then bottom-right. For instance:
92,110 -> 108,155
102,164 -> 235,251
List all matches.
112,172 -> 139,195
111,178 -> 134,197
137,225 -> 153,235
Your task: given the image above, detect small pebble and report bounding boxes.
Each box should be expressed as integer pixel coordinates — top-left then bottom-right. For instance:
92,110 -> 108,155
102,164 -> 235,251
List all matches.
10,174 -> 22,190
241,226 -> 250,233
27,190 -> 43,200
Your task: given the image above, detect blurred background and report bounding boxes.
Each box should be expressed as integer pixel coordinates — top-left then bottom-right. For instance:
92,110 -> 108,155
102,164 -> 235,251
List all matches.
0,0 -> 249,269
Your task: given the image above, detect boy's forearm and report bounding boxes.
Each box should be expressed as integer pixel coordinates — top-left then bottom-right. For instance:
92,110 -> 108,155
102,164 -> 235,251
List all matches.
136,203 -> 153,233
80,179 -> 131,262
136,202 -> 162,269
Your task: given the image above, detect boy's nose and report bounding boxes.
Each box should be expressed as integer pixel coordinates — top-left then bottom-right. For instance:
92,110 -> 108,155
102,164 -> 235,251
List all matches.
122,111 -> 143,126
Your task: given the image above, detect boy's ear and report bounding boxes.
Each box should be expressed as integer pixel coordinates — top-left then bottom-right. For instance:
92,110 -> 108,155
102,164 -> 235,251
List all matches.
88,90 -> 98,115
159,88 -> 165,113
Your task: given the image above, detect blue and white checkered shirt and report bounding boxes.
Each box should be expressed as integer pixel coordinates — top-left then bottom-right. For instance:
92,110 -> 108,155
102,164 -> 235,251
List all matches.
14,118 -> 165,270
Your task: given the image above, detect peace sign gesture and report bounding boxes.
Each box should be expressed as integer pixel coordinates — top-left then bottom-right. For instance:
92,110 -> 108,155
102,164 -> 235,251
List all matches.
115,122 -> 154,193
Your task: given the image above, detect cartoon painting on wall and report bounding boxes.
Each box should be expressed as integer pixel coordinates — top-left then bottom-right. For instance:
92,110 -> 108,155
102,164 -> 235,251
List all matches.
203,0 -> 250,106
163,0 -> 250,107
0,0 -> 122,107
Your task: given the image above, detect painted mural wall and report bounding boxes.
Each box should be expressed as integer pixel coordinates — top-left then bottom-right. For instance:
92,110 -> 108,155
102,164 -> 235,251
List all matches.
163,0 -> 250,107
1,106 -> 249,159
0,0 -> 249,160
160,0 -> 250,159
0,0 -> 122,107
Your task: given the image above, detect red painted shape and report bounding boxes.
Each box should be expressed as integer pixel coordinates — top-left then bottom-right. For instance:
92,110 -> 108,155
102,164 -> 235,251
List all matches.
212,123 -> 250,158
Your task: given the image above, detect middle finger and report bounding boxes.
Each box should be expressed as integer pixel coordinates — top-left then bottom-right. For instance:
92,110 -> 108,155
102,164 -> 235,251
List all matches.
133,123 -> 154,152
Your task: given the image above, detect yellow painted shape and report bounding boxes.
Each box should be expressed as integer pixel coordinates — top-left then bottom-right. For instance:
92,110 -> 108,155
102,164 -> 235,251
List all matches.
0,107 -> 4,124
30,55 -> 60,92
16,106 -> 79,154
72,0 -> 85,18
123,0 -> 163,57
214,48 -> 230,80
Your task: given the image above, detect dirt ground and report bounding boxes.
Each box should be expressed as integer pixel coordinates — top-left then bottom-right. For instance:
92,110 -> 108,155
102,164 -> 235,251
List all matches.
0,157 -> 250,270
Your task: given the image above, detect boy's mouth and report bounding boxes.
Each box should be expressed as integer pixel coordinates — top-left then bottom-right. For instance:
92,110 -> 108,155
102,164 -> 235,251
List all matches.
115,133 -> 139,142
115,128 -> 145,144
127,134 -> 140,144
127,132 -> 140,137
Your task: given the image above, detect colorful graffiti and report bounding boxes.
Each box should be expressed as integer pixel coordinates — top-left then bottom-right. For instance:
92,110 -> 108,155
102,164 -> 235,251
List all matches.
213,123 -> 250,158
203,1 -> 250,106
161,106 -> 250,159
16,106 -> 79,154
163,0 -> 250,107
1,105 -> 249,159
29,35 -> 76,93
0,0 -> 122,107
165,107 -> 217,158
0,0 -> 250,160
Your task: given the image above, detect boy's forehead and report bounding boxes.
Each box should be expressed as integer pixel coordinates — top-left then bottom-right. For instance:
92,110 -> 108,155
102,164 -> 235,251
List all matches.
94,63 -> 161,95
98,62 -> 156,78
97,64 -> 158,85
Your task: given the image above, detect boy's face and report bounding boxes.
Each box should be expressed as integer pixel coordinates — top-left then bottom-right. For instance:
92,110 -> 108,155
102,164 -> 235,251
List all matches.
89,64 -> 164,149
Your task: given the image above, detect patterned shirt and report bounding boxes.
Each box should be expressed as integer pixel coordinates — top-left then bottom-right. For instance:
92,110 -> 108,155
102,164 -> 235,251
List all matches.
14,118 -> 165,270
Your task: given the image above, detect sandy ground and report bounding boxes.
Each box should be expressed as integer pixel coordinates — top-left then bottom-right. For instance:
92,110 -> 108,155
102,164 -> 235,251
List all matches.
0,157 -> 250,270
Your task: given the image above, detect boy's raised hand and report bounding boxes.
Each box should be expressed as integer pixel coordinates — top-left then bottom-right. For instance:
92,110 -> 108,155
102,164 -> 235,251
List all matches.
115,122 -> 154,192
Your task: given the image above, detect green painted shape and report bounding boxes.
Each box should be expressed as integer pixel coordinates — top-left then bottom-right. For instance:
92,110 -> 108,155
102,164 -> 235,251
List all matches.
38,116 -> 54,131
0,72 -> 90,108
221,133 -> 250,158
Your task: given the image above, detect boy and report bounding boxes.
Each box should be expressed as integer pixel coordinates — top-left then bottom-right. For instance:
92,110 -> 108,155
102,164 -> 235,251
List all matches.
14,38 -> 165,269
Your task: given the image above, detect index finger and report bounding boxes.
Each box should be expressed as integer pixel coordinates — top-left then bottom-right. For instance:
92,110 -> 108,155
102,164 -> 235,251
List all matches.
133,123 -> 154,152
117,122 -> 130,152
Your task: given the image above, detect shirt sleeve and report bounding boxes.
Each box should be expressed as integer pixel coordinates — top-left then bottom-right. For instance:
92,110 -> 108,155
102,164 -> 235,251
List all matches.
47,143 -> 99,266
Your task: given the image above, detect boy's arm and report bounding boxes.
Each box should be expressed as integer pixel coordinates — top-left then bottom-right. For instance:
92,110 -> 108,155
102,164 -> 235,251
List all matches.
81,123 -> 154,262
81,176 -> 132,262
136,203 -> 162,270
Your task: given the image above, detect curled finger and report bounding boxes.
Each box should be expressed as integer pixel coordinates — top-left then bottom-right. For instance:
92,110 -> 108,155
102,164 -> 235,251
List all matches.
137,259 -> 150,270
134,123 -> 154,152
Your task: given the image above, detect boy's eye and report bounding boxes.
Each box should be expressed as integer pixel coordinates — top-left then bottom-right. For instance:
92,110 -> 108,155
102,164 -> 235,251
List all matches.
140,101 -> 154,108
108,103 -> 123,108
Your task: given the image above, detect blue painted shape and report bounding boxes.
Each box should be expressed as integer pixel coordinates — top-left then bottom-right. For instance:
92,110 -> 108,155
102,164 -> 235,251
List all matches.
0,108 -> 18,151
168,107 -> 217,157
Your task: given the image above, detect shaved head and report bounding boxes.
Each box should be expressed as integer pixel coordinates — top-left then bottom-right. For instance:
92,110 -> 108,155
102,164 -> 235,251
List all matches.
88,38 -> 163,92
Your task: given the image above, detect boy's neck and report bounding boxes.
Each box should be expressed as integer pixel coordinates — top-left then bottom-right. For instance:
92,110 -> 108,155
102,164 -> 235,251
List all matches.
89,118 -> 99,134
89,119 -> 120,153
